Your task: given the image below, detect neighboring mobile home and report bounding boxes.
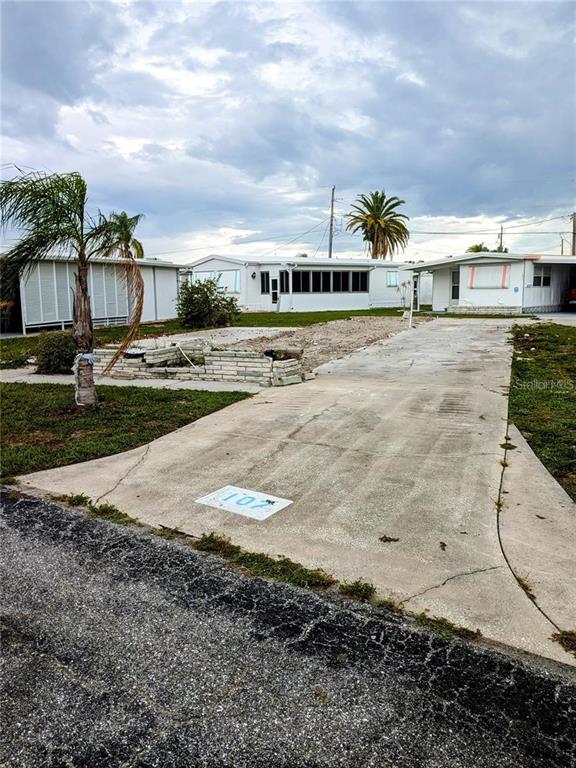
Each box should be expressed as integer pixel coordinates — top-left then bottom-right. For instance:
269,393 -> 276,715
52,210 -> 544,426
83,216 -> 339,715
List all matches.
403,253 -> 576,314
181,255 -> 432,312
1,255 -> 180,334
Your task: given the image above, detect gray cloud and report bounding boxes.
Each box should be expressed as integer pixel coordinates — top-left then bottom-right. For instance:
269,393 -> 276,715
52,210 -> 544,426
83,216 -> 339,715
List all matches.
1,1 -> 574,259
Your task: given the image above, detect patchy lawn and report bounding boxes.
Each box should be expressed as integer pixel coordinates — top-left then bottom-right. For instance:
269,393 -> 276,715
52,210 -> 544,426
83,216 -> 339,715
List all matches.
0,309 -> 408,368
509,323 -> 576,501
0,383 -> 250,478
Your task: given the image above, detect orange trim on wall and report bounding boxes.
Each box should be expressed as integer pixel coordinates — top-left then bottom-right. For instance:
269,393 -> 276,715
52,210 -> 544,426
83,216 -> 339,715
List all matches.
501,264 -> 509,288
468,266 -> 476,289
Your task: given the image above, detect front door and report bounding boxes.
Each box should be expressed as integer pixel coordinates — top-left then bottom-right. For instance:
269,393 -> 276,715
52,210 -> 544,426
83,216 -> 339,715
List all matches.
450,269 -> 460,305
412,274 -> 420,311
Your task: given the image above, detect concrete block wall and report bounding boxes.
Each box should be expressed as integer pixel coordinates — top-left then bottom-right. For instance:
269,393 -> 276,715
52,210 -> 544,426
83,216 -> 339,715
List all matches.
93,346 -> 305,387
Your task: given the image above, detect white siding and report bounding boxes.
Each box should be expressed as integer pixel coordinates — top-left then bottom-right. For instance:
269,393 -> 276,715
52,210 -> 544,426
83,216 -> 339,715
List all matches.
459,262 -> 523,309
523,263 -> 571,311
91,262 -> 106,318
431,270 -> 451,311
155,267 -> 178,320
140,266 -> 157,321
22,267 -> 42,324
54,262 -> 72,320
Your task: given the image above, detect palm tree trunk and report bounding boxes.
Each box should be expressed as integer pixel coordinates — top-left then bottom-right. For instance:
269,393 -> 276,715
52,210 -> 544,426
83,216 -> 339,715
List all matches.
372,230 -> 378,260
73,257 -> 97,407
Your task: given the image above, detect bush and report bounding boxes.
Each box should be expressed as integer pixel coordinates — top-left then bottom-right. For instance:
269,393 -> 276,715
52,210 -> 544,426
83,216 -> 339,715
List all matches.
35,331 -> 76,374
177,279 -> 239,329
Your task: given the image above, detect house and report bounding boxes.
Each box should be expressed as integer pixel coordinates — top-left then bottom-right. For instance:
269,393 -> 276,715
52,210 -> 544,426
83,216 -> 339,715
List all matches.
181,255 -> 433,312
403,253 -> 576,314
1,255 -> 181,334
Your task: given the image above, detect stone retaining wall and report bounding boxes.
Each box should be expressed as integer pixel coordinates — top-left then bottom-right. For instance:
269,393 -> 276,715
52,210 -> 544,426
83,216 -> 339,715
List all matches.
93,344 -> 305,387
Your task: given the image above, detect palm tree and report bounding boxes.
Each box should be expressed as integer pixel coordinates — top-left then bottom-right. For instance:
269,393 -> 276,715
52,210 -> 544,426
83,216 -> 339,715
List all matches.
0,169 -> 144,406
346,191 -> 409,259
466,243 -> 490,253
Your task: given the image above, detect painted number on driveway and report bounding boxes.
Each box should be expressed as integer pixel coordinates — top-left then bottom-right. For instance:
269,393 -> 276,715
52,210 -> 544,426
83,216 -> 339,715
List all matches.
195,485 -> 292,520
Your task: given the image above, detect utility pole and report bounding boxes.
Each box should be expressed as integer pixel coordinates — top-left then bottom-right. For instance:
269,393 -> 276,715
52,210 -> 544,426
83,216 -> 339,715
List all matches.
571,212 -> 576,256
499,225 -> 504,252
327,185 -> 335,258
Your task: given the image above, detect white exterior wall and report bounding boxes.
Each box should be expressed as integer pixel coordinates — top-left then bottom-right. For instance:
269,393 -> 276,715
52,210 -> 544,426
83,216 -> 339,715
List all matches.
523,263 -> 571,311
188,258 -> 431,312
20,260 -> 178,329
432,269 -> 451,312
458,262 -> 524,309
154,267 -> 179,319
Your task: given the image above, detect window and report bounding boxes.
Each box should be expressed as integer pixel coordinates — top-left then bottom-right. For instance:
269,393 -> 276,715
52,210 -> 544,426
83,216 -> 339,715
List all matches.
292,271 -> 310,293
533,264 -> 551,287
280,270 -> 289,293
332,271 -> 342,292
350,271 -> 369,292
341,272 -> 350,292
312,271 -> 322,292
260,271 -> 270,294
322,272 -> 331,292
386,271 -> 399,287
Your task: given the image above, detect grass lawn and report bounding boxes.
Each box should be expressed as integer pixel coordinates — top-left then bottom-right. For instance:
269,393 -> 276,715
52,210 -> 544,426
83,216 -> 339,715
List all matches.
0,383 -> 250,478
509,323 -> 576,501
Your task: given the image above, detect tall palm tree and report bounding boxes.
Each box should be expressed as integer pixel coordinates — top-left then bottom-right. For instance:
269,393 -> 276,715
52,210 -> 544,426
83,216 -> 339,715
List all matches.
0,169 -> 144,406
346,191 -> 409,259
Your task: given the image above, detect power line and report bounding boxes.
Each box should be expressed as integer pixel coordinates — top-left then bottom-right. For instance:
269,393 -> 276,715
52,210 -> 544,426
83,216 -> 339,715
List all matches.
410,230 -> 571,235
313,221 -> 330,257
256,219 -> 330,257
146,221 -> 329,257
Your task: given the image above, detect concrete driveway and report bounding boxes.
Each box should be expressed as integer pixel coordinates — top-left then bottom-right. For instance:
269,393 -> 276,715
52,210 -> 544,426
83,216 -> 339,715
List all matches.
20,319 -> 576,664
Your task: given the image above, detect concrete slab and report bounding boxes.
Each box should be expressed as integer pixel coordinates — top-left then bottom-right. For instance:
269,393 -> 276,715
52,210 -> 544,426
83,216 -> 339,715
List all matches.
20,319 -> 576,665
536,313 -> 576,326
500,425 -> 576,631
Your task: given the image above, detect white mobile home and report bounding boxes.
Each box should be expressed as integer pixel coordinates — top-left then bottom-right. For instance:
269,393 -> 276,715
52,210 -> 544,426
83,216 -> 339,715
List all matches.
404,253 -> 576,314
181,255 -> 432,312
2,255 -> 180,334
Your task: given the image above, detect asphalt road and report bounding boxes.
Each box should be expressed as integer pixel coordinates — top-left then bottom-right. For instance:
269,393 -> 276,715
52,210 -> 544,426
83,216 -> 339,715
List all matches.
1,492 -> 575,768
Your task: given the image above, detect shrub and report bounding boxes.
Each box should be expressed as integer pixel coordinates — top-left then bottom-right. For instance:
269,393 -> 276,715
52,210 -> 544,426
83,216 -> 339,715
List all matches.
177,279 -> 239,329
35,331 -> 76,374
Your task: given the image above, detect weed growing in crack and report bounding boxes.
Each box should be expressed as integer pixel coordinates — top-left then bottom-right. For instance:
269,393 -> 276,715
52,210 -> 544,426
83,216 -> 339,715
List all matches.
551,629 -> 576,659
516,575 -> 536,602
193,532 -> 335,589
87,502 -> 142,527
376,597 -> 404,614
0,476 -> 19,485
415,613 -> 481,641
52,492 -> 92,507
339,579 -> 376,602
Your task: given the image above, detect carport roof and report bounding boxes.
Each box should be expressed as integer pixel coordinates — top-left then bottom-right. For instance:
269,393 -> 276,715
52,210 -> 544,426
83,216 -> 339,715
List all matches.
401,253 -> 575,272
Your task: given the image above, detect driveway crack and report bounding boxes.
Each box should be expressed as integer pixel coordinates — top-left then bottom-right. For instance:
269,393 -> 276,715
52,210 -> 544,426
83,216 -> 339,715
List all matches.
95,444 -> 151,504
402,565 -> 504,603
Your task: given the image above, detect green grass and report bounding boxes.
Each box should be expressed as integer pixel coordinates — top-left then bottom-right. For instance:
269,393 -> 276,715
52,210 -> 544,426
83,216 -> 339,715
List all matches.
509,323 -> 576,501
0,383 -> 250,477
338,579 -> 376,602
414,613 -> 481,641
193,532 -> 336,589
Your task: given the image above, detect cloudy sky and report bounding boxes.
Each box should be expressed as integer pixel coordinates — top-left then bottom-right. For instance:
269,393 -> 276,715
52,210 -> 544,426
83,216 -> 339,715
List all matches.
2,0 -> 575,263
